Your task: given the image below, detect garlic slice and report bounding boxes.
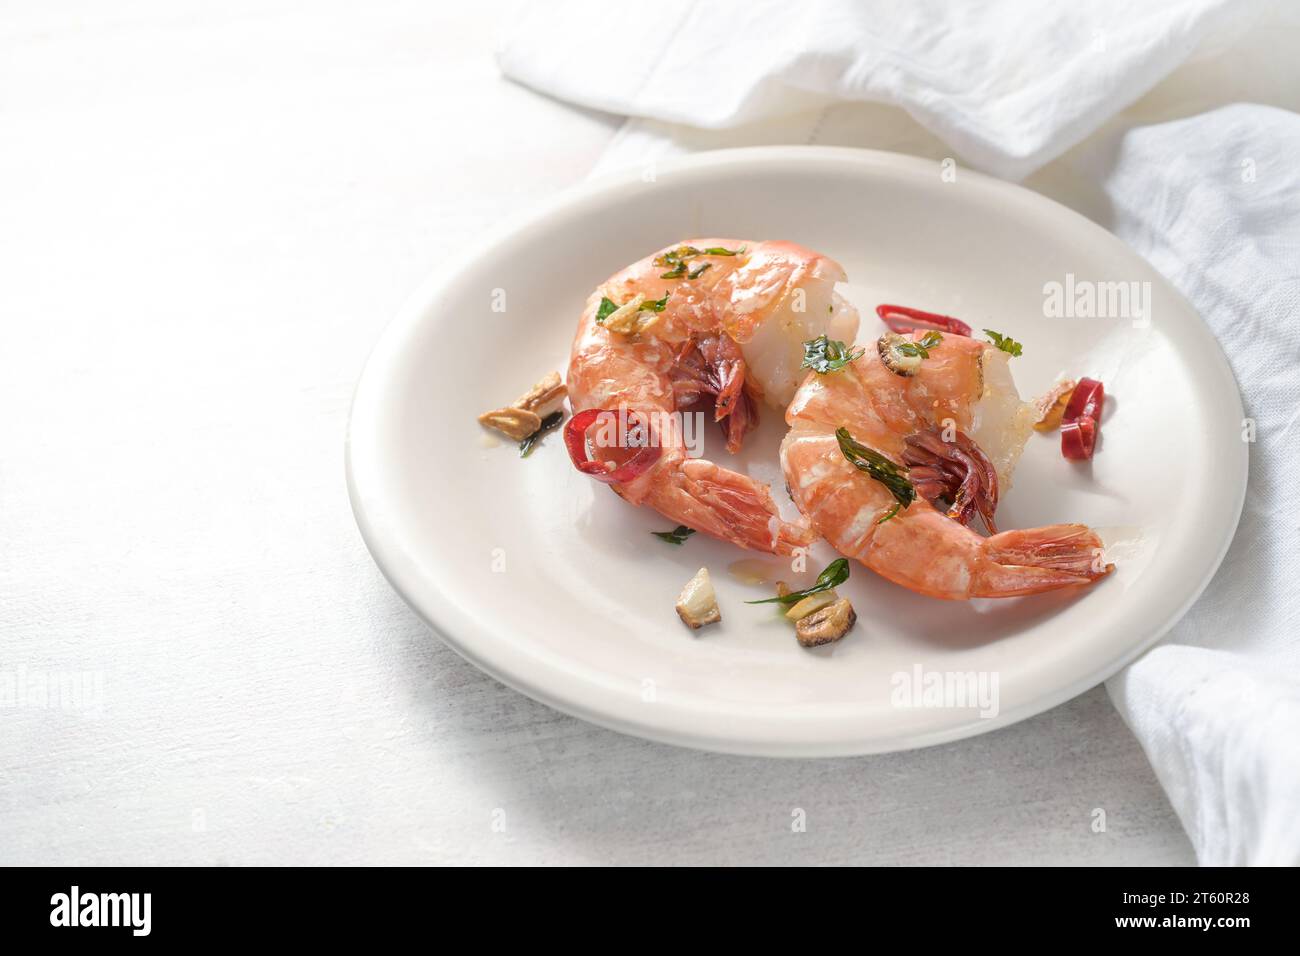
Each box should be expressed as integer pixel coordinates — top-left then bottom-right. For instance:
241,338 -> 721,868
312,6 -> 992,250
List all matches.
477,406 -> 542,441
512,371 -> 568,418
785,589 -> 839,622
479,371 -> 568,441
795,598 -> 857,647
1032,378 -> 1077,431
877,332 -> 924,376
676,567 -> 721,630
601,294 -> 647,334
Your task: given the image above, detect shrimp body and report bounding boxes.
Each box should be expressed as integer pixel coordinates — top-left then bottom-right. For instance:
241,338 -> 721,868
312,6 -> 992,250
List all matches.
781,331 -> 1112,598
566,239 -> 858,554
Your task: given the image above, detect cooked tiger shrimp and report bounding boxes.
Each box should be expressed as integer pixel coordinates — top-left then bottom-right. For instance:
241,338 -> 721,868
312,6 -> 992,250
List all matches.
565,238 -> 859,554
781,329 -> 1113,598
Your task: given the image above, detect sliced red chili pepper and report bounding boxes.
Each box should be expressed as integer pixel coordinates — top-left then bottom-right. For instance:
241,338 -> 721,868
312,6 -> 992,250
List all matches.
564,407 -> 662,484
1062,376 -> 1105,424
1060,377 -> 1105,460
876,304 -> 973,337
1061,416 -> 1097,460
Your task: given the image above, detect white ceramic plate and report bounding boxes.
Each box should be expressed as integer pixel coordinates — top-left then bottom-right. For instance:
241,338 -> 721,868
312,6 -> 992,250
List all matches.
347,147 -> 1246,756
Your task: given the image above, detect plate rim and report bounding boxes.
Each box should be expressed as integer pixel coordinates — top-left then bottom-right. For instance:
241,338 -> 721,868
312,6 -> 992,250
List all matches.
346,145 -> 1248,757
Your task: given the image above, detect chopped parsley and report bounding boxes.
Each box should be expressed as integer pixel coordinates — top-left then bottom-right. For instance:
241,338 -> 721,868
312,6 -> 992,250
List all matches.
746,558 -> 850,606
802,335 -> 865,374
661,260 -> 715,280
836,426 -> 916,511
651,525 -> 696,545
984,329 -> 1023,356
653,245 -> 746,273
893,330 -> 943,359
595,297 -> 619,323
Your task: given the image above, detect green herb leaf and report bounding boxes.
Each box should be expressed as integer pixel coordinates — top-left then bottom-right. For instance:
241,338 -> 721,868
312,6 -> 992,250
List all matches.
595,297 -> 619,324
651,525 -> 695,545
984,329 -> 1023,357
802,335 -> 865,374
877,503 -> 901,524
746,558 -> 850,605
660,262 -> 686,280
641,293 -> 669,313
653,246 -> 700,267
836,426 -> 916,510
653,245 -> 746,269
894,330 -> 944,359
519,410 -> 564,458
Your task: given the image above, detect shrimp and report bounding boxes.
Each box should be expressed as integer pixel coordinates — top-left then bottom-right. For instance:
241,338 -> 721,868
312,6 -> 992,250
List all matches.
565,239 -> 859,555
780,329 -> 1113,598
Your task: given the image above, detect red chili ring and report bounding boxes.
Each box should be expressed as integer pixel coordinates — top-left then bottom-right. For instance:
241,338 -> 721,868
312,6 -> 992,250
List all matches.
876,304 -> 973,337
1059,377 -> 1105,461
1061,416 -> 1097,460
564,407 -> 662,484
1062,376 -> 1105,424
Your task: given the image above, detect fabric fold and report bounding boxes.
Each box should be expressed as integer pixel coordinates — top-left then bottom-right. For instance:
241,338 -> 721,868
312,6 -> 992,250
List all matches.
498,0 -> 1260,179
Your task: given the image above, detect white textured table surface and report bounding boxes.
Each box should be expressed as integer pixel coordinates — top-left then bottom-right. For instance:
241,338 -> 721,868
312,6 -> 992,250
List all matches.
0,0 -> 1193,865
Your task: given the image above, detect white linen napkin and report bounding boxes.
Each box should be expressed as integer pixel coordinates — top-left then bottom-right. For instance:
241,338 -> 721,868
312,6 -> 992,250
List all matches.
498,1 -> 1300,863
498,0 -> 1259,180
1073,104 -> 1300,866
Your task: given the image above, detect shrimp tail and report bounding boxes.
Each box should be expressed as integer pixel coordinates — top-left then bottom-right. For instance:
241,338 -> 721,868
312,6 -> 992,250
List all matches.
976,523 -> 1113,597
645,457 -> 815,556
